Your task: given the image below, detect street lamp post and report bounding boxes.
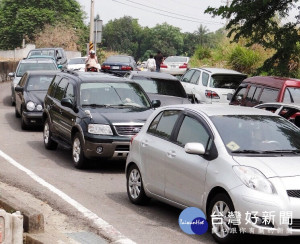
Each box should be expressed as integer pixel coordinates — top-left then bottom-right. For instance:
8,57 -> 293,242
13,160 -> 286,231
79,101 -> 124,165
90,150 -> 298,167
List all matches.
89,0 -> 95,52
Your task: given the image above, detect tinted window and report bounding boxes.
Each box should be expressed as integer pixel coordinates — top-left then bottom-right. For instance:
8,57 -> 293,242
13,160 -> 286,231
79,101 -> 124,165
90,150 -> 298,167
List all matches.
181,70 -> 195,83
16,62 -> 57,76
202,72 -> 209,86
132,76 -> 186,97
259,88 -> 279,103
176,116 -> 210,147
231,87 -> 247,102
65,83 -> 75,103
106,56 -> 131,63
190,71 -> 200,85
147,110 -> 181,140
209,75 -> 245,89
283,87 -> 300,103
48,75 -> 61,97
26,75 -> 55,91
54,78 -> 68,101
252,87 -> 262,103
246,86 -> 256,102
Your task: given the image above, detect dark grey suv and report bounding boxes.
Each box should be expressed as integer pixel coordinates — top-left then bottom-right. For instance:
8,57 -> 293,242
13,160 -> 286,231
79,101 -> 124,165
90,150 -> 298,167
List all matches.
43,70 -> 160,169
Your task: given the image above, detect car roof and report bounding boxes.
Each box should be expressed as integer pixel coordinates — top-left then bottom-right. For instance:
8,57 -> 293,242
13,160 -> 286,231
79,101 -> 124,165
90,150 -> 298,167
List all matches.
160,104 -> 279,117
192,67 -> 246,76
30,48 -> 63,51
129,71 -> 178,80
242,76 -> 300,88
255,102 -> 300,109
25,70 -> 59,76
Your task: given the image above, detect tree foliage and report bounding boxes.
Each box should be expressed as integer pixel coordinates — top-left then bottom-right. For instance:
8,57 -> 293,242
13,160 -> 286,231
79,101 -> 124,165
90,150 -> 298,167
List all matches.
0,0 -> 86,49
206,0 -> 300,76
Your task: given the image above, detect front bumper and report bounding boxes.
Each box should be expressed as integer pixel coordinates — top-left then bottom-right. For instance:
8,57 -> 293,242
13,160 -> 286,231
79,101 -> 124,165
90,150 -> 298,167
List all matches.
22,111 -> 43,125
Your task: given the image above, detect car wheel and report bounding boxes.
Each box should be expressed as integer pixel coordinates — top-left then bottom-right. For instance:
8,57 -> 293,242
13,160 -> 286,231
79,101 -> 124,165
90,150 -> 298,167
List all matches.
127,164 -> 150,205
72,132 -> 86,169
43,119 -> 58,150
208,193 -> 239,243
21,109 -> 28,130
15,106 -> 21,118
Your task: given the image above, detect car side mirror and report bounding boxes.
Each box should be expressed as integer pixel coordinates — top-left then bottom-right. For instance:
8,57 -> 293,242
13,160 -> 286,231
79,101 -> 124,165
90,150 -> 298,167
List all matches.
61,98 -> 74,109
57,64 -> 63,69
151,100 -> 161,108
14,86 -> 24,92
8,72 -> 15,77
57,56 -> 62,60
227,93 -> 233,101
184,142 -> 205,155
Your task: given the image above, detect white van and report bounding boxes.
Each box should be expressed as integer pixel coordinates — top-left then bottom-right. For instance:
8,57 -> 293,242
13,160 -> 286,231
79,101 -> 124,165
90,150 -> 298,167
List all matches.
180,67 -> 247,103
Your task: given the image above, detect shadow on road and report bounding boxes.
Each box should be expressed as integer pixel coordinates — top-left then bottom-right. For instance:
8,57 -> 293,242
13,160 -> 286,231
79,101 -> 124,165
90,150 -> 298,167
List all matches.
2,94 -> 11,107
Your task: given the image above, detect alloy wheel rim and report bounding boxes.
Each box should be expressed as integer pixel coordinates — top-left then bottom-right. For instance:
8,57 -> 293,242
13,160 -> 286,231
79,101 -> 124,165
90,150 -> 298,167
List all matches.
44,123 -> 49,144
211,200 -> 231,238
128,169 -> 142,199
73,138 -> 81,163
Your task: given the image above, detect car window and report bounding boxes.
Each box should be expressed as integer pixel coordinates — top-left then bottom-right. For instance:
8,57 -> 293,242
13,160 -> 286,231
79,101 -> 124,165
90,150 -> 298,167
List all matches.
209,75 -> 245,89
259,88 -> 279,103
176,116 -> 210,147
53,78 -> 68,101
16,62 -> 57,77
283,87 -> 300,103
147,110 -> 181,140
190,71 -> 200,85
48,75 -> 61,97
68,58 -> 86,64
164,57 -> 188,63
26,75 -> 55,91
65,83 -> 75,103
231,87 -> 247,102
181,70 -> 195,83
252,87 -> 262,104
202,72 -> 209,86
246,86 -> 256,102
106,56 -> 130,63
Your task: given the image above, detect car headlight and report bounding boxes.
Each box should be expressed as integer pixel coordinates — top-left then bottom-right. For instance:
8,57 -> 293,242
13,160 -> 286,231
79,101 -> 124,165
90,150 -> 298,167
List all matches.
26,101 -> 35,111
233,166 -> 276,194
88,124 -> 113,135
36,104 -> 43,111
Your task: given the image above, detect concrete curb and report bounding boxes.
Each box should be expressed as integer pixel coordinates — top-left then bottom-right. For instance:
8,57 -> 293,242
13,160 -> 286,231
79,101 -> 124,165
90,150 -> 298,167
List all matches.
0,190 -> 44,233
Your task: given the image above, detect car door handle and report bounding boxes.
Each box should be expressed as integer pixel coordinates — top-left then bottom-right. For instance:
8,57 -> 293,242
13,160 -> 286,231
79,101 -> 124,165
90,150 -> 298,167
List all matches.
167,150 -> 176,158
141,140 -> 148,147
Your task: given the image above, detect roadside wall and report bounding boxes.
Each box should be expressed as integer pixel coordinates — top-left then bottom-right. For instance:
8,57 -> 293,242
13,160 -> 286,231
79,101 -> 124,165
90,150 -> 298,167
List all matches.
0,61 -> 18,83
0,44 -> 36,60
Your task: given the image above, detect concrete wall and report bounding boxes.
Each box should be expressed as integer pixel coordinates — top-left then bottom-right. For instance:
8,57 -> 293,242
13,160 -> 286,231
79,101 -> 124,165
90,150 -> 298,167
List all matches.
0,61 -> 18,82
0,44 -> 36,60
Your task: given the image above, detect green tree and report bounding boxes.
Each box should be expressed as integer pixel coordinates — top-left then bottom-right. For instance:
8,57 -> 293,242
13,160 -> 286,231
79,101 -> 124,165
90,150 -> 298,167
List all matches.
206,0 -> 300,76
0,0 -> 86,49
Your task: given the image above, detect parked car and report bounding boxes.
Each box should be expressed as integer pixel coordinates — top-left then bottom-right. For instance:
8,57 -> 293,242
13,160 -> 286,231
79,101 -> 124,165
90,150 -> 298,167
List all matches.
160,56 -> 190,75
180,68 -> 247,104
125,71 -> 192,106
229,76 -> 300,106
254,102 -> 300,127
126,104 -> 300,243
9,58 -> 58,106
67,57 -> 87,71
43,70 -> 160,169
101,55 -> 138,76
14,71 -> 58,130
27,48 -> 67,69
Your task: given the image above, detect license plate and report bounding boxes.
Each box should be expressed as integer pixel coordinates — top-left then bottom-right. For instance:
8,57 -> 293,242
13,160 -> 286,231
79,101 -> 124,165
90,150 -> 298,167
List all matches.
171,65 -> 176,68
112,66 -> 119,70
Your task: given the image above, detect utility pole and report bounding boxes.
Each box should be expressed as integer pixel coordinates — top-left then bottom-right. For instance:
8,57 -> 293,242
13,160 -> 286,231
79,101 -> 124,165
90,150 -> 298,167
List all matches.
89,0 -> 95,52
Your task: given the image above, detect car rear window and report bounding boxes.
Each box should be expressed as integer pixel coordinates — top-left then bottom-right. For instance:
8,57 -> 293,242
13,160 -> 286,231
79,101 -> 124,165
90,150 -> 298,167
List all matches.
105,56 -> 130,63
68,58 -> 86,64
132,76 -> 186,98
28,50 -> 55,57
209,75 -> 245,89
17,62 -> 57,76
164,57 -> 188,63
283,87 -> 300,103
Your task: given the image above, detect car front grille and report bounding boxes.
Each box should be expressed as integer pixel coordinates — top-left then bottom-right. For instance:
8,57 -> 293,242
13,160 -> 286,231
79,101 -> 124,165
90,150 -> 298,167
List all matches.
289,219 -> 300,229
114,124 -> 143,136
287,190 -> 300,198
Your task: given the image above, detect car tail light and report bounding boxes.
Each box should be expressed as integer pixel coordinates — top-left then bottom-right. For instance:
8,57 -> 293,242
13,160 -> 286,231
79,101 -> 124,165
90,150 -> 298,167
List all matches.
130,134 -> 137,145
121,66 -> 132,70
101,65 -> 110,70
205,90 -> 220,99
179,63 -> 188,69
160,63 -> 168,68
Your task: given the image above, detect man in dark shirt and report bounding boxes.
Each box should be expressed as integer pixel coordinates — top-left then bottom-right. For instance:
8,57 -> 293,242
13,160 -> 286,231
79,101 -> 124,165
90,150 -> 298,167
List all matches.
154,51 -> 163,72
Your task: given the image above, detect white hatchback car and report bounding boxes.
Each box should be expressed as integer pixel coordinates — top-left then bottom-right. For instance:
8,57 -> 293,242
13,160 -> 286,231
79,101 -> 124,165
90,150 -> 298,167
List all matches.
160,56 -> 190,75
67,57 -> 87,71
126,104 -> 300,243
180,68 -> 247,104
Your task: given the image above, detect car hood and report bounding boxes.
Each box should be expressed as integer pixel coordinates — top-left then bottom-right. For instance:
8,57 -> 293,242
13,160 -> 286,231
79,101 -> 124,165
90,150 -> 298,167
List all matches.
84,107 -> 154,124
233,156 -> 300,178
25,91 -> 47,105
147,93 -> 191,106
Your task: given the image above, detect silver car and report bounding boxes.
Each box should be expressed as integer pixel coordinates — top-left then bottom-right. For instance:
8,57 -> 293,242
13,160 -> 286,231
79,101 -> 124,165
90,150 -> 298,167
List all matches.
126,104 -> 300,243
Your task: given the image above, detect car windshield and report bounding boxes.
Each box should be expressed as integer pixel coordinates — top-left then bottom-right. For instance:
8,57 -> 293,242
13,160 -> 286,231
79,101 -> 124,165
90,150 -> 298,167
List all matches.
80,82 -> 150,108
209,75 -> 245,89
68,58 -> 86,64
105,56 -> 130,63
132,76 -> 186,98
211,115 -> 300,153
26,75 -> 55,91
28,50 -> 55,57
164,57 -> 188,63
16,62 -> 57,77
283,87 -> 300,103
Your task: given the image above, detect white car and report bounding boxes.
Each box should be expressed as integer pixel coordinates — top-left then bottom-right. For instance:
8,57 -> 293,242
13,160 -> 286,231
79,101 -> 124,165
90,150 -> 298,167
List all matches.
67,57 -> 87,71
160,56 -> 189,75
180,67 -> 247,104
126,104 -> 300,243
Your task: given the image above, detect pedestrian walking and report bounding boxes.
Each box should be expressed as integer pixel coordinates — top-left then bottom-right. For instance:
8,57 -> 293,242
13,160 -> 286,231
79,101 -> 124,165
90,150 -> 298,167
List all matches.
145,55 -> 156,72
154,51 -> 163,72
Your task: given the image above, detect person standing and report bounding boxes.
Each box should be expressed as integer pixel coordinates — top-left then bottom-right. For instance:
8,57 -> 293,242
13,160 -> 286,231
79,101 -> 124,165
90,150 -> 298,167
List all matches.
145,54 -> 156,72
154,51 -> 163,72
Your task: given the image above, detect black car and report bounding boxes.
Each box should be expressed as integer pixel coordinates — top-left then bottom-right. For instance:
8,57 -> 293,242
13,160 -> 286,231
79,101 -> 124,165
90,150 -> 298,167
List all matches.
125,71 -> 192,106
14,70 -> 58,130
43,70 -> 160,169
101,55 -> 138,76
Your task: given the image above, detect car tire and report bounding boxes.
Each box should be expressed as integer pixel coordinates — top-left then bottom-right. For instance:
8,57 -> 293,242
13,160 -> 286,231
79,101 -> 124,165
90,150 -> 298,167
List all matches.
126,164 -> 150,205
207,193 -> 239,243
21,109 -> 28,130
43,118 -> 58,150
72,132 -> 86,169
15,106 -> 21,118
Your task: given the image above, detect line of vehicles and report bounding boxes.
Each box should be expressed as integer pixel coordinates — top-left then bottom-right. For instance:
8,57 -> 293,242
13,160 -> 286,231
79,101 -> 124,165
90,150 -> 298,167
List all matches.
7,47 -> 300,243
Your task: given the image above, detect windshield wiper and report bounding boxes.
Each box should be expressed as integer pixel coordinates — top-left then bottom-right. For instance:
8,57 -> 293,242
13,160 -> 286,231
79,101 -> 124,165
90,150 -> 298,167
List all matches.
82,104 -> 109,108
232,150 -> 265,154
263,149 -> 300,154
